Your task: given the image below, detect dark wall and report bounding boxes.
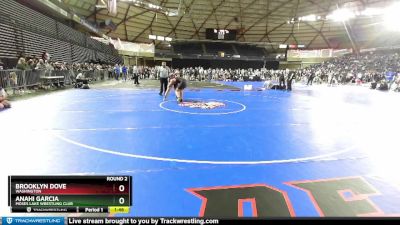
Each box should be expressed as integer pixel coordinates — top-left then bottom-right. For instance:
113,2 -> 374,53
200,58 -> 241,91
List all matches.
172,58 -> 279,69
0,58 -> 18,69
144,60 -> 172,67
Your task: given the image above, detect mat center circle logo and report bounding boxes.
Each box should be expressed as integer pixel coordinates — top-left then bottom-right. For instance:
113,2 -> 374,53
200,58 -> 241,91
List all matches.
159,99 -> 246,115
179,100 -> 226,109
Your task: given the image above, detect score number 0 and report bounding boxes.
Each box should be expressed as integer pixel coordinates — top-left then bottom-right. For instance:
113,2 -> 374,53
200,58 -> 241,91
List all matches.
118,184 -> 125,205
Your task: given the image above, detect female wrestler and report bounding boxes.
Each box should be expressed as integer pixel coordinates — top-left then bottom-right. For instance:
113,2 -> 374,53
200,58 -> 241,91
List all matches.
163,74 -> 187,102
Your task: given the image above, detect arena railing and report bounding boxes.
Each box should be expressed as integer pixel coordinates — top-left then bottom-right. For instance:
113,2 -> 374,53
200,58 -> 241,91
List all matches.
50,70 -> 76,85
0,69 -> 110,93
71,70 -> 108,82
0,69 -> 44,92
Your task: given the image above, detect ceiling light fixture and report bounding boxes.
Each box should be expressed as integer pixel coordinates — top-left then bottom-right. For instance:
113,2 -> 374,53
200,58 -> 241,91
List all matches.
119,0 -> 179,17
327,8 -> 355,22
383,2 -> 400,31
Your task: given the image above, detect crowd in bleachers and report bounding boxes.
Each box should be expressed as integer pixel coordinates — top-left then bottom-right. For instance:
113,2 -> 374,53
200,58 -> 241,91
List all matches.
164,67 -> 284,82
101,65 -> 292,83
0,52 -> 122,96
296,50 -> 400,91
2,49 -> 400,94
13,53 -> 113,72
172,42 -> 266,57
156,50 -> 400,92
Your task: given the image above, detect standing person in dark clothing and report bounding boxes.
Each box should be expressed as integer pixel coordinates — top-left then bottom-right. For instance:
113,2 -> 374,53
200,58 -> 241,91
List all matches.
287,71 -> 295,91
134,66 -> 140,85
158,62 -> 170,96
164,75 -> 187,102
194,67 -> 199,81
307,72 -> 315,85
132,65 -> 138,81
122,65 -> 128,81
279,72 -> 286,88
114,64 -> 120,80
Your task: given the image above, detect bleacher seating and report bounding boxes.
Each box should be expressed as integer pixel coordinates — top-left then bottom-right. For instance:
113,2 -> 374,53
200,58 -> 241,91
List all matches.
0,14 -> 18,59
97,52 -> 106,63
235,44 -> 265,57
173,43 -> 203,55
52,39 -> 73,63
204,43 -> 235,55
87,37 -> 103,53
57,22 -> 87,46
0,0 -> 122,64
0,0 -> 58,37
22,30 -> 55,58
171,41 -> 266,59
71,45 -> 89,63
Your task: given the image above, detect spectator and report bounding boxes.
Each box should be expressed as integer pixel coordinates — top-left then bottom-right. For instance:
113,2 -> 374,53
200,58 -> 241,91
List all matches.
122,65 -> 128,81
16,58 -> 27,70
114,64 -> 120,80
307,71 -> 315,86
287,71 -> 295,91
26,59 -> 35,70
75,71 -> 89,89
0,86 -> 11,109
42,51 -> 50,63
377,80 -> 389,91
35,59 -> 46,70
279,72 -> 285,87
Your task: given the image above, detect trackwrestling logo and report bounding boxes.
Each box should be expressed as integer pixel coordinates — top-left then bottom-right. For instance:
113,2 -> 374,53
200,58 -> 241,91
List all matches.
2,217 -> 64,225
179,101 -> 226,109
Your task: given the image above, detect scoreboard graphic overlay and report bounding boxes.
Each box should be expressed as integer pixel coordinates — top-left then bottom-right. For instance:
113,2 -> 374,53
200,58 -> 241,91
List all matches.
8,176 -> 132,213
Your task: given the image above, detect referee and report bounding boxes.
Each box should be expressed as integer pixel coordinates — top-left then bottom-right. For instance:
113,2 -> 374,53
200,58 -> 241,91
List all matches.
159,62 -> 170,96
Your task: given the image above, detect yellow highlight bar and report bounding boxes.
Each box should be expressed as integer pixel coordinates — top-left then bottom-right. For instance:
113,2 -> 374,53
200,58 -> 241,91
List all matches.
109,206 -> 130,214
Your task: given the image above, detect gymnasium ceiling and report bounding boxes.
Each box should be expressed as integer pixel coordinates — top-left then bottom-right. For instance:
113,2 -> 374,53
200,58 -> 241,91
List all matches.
62,0 -> 394,50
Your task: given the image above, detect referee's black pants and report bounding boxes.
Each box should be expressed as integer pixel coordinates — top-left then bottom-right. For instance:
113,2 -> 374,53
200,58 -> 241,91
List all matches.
134,74 -> 140,85
160,77 -> 168,95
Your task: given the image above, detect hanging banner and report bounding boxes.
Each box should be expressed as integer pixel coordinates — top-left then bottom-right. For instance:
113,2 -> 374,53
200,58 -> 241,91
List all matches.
108,0 -> 117,16
287,49 -> 352,59
92,37 -> 155,57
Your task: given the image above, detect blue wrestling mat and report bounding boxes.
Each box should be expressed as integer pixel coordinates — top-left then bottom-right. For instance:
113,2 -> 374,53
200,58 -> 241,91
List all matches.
1,83 -> 400,217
